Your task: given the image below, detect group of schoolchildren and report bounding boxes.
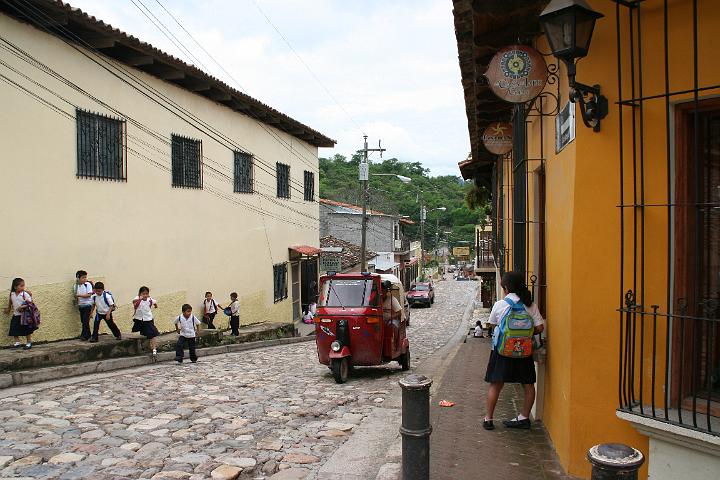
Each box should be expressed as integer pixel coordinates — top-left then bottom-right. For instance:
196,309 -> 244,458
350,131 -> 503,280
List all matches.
6,270 -> 242,364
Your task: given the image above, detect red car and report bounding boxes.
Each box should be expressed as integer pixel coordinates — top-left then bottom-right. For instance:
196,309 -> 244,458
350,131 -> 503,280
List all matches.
407,282 -> 435,307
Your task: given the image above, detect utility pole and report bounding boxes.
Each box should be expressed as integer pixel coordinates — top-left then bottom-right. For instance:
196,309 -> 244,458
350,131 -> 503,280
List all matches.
359,135 -> 385,271
419,194 -> 425,281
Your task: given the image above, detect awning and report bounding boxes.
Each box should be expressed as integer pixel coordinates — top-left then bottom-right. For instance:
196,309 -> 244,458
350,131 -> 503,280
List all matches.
290,245 -> 322,256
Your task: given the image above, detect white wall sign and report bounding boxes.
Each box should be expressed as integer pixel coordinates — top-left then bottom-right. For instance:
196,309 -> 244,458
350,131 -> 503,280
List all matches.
556,101 -> 576,153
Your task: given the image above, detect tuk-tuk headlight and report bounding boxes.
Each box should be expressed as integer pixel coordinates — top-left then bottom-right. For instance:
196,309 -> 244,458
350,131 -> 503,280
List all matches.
330,341 -> 341,352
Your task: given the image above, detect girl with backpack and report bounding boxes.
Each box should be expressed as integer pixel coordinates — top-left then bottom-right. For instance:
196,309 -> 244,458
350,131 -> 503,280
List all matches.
483,271 -> 544,431
202,291 -> 219,329
133,286 -> 159,356
5,277 -> 36,350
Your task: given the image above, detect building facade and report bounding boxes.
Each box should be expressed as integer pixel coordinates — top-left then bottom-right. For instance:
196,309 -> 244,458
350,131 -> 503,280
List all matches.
0,1 -> 334,344
453,0 -> 719,478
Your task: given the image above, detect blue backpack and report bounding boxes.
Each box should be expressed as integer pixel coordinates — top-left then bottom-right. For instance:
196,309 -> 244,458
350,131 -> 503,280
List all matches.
493,298 -> 535,358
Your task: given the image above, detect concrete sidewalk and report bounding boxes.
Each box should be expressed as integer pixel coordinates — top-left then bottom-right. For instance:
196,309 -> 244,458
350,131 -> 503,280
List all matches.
430,335 -> 578,480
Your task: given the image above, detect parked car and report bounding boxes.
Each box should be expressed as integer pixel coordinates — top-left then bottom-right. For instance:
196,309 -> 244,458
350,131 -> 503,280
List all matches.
407,282 -> 435,307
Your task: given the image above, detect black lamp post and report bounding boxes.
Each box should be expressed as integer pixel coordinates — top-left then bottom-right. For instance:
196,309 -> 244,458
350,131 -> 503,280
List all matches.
539,0 -> 608,132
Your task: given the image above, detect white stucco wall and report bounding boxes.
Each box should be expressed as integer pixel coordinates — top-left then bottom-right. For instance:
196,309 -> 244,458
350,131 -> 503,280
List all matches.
0,14 -> 321,343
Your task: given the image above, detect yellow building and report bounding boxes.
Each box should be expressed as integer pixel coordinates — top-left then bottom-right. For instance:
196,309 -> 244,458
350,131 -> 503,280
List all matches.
453,0 -> 719,478
0,2 -> 334,344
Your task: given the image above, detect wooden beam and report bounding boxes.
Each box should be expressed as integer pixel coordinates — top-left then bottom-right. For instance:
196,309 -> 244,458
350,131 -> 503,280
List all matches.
78,35 -> 116,49
127,55 -> 154,67
157,69 -> 185,80
207,90 -> 232,102
187,81 -> 212,92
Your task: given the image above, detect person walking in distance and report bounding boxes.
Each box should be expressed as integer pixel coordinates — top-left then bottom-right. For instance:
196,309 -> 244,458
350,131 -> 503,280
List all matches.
6,277 -> 36,350
89,282 -> 122,342
174,304 -> 200,363
202,291 -> 219,329
483,271 -> 544,431
74,270 -> 94,340
133,286 -> 159,356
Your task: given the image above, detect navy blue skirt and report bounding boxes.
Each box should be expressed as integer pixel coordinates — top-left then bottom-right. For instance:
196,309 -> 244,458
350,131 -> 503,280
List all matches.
484,349 -> 536,385
8,315 -> 37,337
139,320 -> 159,339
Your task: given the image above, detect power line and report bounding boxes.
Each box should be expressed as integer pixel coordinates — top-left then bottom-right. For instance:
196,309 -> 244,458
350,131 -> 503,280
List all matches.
248,0 -> 365,136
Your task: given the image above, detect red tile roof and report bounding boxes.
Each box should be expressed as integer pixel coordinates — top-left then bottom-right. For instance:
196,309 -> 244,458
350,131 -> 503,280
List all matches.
290,245 -> 322,256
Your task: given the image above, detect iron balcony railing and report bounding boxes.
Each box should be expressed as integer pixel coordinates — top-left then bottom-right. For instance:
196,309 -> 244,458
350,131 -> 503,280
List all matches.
618,290 -> 720,435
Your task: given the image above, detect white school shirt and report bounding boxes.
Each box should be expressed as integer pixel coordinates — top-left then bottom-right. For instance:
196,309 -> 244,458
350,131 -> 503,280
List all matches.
175,314 -> 201,338
92,292 -> 115,315
229,300 -> 240,316
383,295 -> 402,321
133,296 -> 156,321
204,298 -> 217,314
10,291 -> 31,316
76,282 -> 94,306
487,293 -> 544,327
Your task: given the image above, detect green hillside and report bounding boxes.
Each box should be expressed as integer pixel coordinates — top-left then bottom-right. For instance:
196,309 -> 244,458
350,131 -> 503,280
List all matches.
319,154 -> 487,250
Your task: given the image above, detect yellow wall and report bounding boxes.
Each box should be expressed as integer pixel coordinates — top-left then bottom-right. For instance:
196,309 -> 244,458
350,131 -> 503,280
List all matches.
517,1 -> 720,478
0,14 -> 312,344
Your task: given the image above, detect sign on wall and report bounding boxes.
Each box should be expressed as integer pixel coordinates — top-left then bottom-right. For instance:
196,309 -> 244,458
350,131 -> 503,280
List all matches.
555,101 -> 576,153
320,256 -> 342,273
482,122 -> 513,155
453,246 -> 471,257
485,45 -> 548,104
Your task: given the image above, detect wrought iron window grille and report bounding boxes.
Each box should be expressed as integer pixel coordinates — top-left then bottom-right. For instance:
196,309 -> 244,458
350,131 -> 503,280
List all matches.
304,170 -> 315,202
234,151 -> 253,194
171,134 -> 202,189
273,262 -> 288,303
76,109 -> 126,181
276,162 -> 290,199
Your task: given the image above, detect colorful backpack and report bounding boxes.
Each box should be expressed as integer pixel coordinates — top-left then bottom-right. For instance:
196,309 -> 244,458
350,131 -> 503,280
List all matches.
493,298 -> 534,358
20,298 -> 41,329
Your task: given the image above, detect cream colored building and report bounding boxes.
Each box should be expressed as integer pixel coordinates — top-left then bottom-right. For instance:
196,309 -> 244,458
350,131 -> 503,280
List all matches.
0,1 -> 334,345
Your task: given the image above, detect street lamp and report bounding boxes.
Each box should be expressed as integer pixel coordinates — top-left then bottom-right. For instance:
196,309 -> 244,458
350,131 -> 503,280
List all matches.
539,0 -> 607,131
371,173 -> 412,184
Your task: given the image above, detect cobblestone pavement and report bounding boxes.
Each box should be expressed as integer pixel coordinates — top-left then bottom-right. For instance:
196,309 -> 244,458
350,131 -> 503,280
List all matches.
0,280 -> 477,480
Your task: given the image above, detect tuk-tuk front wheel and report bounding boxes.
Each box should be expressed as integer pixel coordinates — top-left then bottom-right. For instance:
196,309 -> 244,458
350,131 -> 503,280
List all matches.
400,348 -> 411,371
331,358 -> 349,383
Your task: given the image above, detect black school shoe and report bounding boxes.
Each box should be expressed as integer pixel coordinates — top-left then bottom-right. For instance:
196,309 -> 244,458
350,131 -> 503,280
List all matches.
503,418 -> 531,429
483,420 -> 495,430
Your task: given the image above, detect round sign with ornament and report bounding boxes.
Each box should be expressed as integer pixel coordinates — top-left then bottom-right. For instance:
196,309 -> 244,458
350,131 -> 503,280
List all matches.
485,45 -> 548,103
482,122 -> 513,155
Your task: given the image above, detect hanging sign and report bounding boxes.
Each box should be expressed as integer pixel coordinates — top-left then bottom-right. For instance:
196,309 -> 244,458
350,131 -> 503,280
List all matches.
555,101 -> 576,153
320,256 -> 342,273
482,122 -> 513,155
485,45 -> 547,104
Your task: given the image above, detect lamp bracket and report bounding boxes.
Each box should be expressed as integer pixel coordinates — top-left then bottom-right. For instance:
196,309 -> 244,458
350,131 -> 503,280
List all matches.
565,60 -> 608,132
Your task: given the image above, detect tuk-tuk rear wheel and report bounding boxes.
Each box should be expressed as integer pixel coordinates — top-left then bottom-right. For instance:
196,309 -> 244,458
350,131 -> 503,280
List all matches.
331,358 -> 349,383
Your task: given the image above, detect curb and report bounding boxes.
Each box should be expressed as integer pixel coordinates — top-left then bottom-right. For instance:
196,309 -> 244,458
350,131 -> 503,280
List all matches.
0,335 -> 316,389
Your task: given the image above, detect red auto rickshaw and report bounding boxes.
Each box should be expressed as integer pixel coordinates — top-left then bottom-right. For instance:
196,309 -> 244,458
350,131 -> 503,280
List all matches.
315,272 -> 410,383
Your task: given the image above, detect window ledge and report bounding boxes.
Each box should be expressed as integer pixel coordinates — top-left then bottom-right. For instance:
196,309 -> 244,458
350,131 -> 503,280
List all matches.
617,410 -> 720,456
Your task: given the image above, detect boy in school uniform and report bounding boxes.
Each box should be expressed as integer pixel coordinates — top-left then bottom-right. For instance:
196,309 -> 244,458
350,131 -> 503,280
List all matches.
74,270 -> 94,340
175,304 -> 201,363
228,292 -> 240,336
89,282 -> 122,342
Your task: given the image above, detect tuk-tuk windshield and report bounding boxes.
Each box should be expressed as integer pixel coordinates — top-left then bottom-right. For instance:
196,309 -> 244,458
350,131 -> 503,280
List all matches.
319,279 -> 379,307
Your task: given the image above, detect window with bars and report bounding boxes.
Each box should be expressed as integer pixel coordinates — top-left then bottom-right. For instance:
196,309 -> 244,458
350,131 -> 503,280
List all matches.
273,262 -> 288,303
276,162 -> 290,198
303,170 -> 315,202
76,109 -> 126,181
171,134 -> 202,188
234,151 -> 253,193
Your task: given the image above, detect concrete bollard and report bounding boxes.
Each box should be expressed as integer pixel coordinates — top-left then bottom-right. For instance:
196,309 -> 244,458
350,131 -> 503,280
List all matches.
587,443 -> 644,479
399,374 -> 433,480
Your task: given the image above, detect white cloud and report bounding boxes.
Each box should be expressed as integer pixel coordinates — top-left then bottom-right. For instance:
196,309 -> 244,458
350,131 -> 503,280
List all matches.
67,0 -> 470,176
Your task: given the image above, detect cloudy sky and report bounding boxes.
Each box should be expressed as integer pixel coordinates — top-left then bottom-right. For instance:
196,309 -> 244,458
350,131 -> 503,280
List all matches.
68,0 -> 469,176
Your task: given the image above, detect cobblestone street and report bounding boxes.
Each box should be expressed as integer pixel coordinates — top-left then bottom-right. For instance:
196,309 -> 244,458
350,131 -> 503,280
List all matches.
0,281 -> 477,480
